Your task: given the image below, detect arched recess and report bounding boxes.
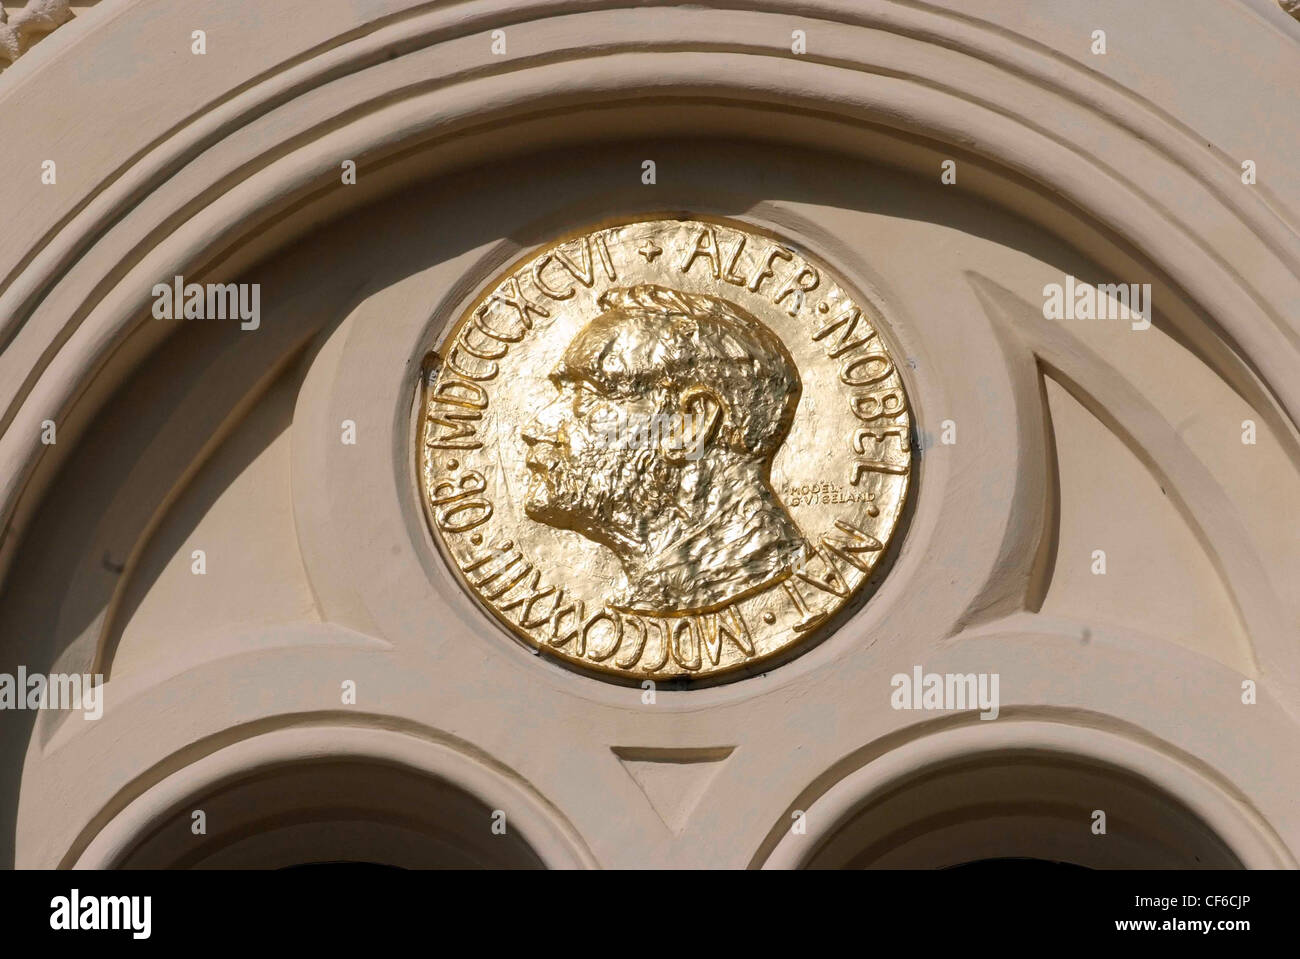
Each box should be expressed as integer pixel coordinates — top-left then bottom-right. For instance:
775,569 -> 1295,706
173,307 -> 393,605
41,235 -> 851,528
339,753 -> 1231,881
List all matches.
755,719 -> 1293,869
68,724 -> 595,869
0,1 -> 1297,869
804,756 -> 1240,869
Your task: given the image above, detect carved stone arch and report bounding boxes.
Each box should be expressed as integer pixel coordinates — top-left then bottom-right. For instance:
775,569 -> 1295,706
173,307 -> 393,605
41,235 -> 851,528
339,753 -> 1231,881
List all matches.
0,0 -> 1297,868
755,719 -> 1294,869
67,723 -> 596,869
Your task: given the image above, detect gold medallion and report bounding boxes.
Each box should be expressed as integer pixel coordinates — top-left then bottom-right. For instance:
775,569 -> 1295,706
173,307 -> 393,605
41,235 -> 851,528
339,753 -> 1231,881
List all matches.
418,217 -> 912,682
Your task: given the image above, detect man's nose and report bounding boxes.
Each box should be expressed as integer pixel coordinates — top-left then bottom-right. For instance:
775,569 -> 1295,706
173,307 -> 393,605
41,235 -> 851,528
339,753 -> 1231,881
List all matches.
522,394 -> 563,446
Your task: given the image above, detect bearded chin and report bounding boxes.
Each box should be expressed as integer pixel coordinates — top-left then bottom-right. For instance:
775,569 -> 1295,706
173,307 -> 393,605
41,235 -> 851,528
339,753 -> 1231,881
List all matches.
525,462 -> 612,535
528,448 -> 680,548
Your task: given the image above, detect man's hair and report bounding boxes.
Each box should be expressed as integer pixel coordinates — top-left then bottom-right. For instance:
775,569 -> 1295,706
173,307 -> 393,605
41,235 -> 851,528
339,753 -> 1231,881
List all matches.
569,284 -> 801,458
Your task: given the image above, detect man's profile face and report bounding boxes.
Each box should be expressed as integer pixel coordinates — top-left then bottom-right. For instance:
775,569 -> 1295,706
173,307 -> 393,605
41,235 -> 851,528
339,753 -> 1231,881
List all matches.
521,315 -> 671,543
519,284 -> 807,614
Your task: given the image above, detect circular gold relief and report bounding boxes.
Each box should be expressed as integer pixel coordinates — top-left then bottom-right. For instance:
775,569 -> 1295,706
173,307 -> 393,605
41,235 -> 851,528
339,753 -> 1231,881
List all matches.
418,217 -> 912,682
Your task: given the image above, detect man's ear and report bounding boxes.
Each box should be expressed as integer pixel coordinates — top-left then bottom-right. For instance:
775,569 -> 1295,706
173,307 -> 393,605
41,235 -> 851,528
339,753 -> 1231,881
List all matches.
664,385 -> 724,465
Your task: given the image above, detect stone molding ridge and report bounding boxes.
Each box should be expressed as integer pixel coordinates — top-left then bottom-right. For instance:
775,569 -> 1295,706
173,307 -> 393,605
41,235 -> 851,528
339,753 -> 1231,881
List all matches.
0,0 -> 73,67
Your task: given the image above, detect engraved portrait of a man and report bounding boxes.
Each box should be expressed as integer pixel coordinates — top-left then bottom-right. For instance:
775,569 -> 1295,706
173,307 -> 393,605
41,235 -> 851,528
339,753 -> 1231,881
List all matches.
522,283 -> 809,614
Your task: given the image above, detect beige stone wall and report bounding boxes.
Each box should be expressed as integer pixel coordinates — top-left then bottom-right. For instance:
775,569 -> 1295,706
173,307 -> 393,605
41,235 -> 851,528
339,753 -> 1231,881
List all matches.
0,0 -> 1298,868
